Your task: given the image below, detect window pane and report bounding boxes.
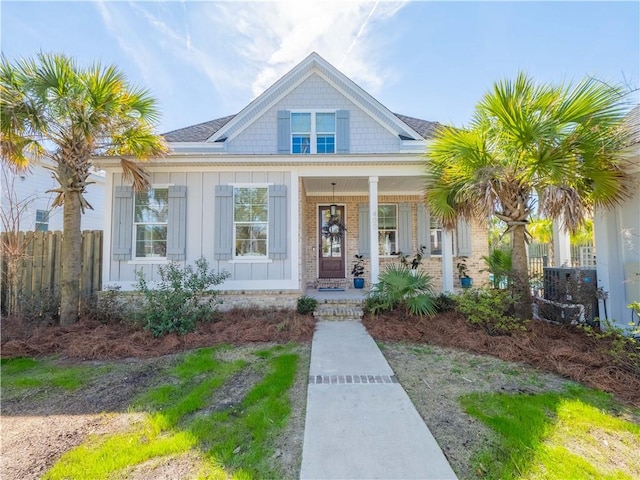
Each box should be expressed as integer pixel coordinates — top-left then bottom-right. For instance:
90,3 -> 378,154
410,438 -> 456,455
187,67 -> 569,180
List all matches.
135,224 -> 167,257
235,224 -> 267,256
135,189 -> 168,223
316,113 -> 335,133
317,135 -> 335,154
430,218 -> 442,255
292,135 -> 310,154
378,205 -> 397,229
291,113 -> 311,133
36,210 -> 49,222
378,231 -> 396,256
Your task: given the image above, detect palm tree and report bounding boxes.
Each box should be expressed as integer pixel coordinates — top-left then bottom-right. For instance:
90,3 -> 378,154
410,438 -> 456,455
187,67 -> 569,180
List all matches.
425,72 -> 633,319
1,52 -> 168,325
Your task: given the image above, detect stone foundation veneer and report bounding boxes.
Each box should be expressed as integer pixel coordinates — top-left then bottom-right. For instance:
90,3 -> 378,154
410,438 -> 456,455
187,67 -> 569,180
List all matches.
218,291 -> 301,311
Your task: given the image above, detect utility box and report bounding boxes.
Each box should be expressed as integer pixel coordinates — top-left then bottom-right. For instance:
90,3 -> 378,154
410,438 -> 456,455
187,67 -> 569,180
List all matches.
541,267 -> 598,324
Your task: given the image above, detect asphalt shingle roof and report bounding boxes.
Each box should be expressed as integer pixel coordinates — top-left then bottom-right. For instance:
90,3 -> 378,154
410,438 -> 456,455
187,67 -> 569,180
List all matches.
162,113 -> 443,143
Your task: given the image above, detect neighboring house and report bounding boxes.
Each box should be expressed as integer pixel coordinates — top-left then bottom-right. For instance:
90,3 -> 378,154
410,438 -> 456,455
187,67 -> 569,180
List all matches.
97,53 -> 488,307
594,105 -> 640,328
1,157 -> 105,233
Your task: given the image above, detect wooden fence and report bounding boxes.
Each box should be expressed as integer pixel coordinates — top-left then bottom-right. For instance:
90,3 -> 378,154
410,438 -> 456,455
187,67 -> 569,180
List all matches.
1,230 -> 102,314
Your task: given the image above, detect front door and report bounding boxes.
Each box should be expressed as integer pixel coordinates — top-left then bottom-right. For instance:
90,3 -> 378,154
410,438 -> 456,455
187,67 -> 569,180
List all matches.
319,206 -> 345,278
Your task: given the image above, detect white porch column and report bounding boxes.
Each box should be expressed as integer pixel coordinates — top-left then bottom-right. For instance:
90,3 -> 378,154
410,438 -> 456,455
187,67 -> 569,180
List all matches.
442,228 -> 455,293
368,176 -> 380,285
553,217 -> 571,267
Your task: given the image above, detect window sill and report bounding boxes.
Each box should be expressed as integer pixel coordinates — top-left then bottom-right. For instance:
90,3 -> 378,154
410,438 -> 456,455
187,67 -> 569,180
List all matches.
127,259 -> 170,265
229,258 -> 273,264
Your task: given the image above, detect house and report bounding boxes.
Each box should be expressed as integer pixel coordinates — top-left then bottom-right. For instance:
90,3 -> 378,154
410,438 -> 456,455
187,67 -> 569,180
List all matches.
97,53 -> 488,308
594,105 -> 640,328
1,157 -> 105,233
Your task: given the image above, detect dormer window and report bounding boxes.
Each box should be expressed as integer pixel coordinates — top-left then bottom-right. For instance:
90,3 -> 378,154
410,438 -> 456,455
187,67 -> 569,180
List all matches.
291,112 -> 336,154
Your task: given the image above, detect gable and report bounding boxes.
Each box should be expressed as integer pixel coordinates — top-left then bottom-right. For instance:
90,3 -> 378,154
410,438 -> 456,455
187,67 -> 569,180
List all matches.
162,52 -> 443,155
226,73 -> 404,154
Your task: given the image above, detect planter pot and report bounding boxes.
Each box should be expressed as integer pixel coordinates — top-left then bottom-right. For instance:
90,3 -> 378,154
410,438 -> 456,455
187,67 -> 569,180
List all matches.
353,278 -> 365,289
460,277 -> 473,289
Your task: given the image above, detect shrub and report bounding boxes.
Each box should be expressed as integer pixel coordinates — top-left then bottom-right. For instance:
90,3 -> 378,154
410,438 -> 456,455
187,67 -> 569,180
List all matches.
367,264 -> 437,317
433,292 -> 457,313
455,288 -> 524,335
297,295 -> 318,315
581,318 -> 640,376
135,257 -> 229,337
80,286 -> 131,323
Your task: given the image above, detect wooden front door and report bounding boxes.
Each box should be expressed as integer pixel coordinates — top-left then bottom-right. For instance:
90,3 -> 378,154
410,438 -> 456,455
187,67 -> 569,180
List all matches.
319,206 -> 345,278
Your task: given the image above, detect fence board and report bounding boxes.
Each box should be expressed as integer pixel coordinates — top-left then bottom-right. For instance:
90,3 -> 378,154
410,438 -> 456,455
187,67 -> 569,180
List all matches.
1,230 -> 102,314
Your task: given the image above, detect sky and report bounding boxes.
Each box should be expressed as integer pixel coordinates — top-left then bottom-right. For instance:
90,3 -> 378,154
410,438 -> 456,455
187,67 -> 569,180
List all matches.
2,1 -> 639,135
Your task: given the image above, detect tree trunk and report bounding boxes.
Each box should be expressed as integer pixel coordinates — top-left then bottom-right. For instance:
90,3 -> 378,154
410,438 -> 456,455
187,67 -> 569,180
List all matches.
511,224 -> 532,320
59,185 -> 82,326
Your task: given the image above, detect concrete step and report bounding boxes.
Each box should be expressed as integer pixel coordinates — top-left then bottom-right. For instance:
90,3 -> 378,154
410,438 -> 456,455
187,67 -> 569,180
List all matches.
313,299 -> 364,321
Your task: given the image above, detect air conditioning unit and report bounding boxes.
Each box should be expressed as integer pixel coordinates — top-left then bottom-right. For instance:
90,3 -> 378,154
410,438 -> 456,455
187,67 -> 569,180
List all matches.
541,267 -> 598,324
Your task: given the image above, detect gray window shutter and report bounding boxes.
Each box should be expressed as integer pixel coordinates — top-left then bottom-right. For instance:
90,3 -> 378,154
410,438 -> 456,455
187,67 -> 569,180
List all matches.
214,185 -> 234,260
277,110 -> 290,154
167,186 -> 187,260
457,218 -> 472,256
398,203 -> 412,255
336,110 -> 350,153
113,186 -> 133,261
417,203 -> 431,257
269,184 -> 287,259
358,203 -> 370,258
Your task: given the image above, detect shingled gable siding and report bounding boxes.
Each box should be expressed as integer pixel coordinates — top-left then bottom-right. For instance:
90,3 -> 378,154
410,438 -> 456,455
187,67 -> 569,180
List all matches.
112,185 -> 187,261
214,184 -> 288,261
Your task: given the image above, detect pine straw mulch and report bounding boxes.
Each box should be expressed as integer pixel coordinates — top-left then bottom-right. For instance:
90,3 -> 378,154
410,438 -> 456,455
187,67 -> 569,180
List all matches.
2,307 -> 639,407
0,308 -> 316,360
363,310 -> 640,408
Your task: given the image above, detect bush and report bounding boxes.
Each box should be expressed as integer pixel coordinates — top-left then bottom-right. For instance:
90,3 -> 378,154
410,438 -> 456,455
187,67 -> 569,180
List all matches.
81,286 -> 131,323
367,264 -> 437,317
297,295 -> 318,315
455,288 -> 524,335
135,258 -> 229,337
433,292 -> 457,313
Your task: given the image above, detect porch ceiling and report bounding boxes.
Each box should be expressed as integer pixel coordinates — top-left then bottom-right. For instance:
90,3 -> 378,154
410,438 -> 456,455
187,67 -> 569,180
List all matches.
303,176 -> 426,196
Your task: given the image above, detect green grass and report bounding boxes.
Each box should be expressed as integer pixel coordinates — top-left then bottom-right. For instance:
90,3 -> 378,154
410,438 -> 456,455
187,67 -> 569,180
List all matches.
43,344 -> 300,480
461,385 -> 640,479
1,357 -> 111,396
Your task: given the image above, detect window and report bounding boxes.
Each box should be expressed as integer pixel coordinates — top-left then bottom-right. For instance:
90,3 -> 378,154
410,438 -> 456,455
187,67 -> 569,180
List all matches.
35,210 -> 49,232
291,112 -> 335,154
430,217 -> 443,255
378,204 -> 397,256
233,187 -> 268,257
134,188 -> 168,258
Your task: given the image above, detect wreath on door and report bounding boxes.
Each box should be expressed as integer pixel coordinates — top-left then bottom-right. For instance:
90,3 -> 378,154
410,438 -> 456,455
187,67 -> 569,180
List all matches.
322,216 -> 347,241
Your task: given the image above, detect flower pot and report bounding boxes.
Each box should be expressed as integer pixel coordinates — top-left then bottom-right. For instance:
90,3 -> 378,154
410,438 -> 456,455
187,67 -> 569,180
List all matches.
353,278 -> 365,289
460,277 -> 473,289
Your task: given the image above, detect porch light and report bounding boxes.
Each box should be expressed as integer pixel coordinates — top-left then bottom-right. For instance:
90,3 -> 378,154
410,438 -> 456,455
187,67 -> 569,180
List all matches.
330,182 -> 337,216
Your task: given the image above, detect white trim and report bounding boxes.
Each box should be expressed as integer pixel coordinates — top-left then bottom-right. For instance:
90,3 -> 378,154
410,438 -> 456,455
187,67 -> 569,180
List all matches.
368,176 -> 379,284
228,259 -> 273,264
290,169 -> 300,289
102,171 -> 114,286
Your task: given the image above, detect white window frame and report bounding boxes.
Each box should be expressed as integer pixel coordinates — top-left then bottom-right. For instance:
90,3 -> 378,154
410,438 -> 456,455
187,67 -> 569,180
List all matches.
35,209 -> 49,232
290,110 -> 336,154
378,204 -> 398,257
430,217 -> 443,256
133,185 -> 170,260
232,185 -> 269,259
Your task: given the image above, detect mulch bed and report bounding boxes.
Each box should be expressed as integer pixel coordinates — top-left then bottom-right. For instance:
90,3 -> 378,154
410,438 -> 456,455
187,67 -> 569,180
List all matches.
364,310 -> 640,408
0,308 -> 315,360
2,307 -> 638,407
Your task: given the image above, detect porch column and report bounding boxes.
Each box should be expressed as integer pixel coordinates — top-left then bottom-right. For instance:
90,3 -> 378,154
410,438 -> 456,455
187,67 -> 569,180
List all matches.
368,176 -> 379,285
553,217 -> 571,267
442,229 -> 455,293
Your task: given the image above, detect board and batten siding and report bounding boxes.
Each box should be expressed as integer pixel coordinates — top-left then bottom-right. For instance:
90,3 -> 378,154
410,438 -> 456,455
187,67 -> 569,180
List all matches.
108,170 -> 292,286
226,74 -> 401,154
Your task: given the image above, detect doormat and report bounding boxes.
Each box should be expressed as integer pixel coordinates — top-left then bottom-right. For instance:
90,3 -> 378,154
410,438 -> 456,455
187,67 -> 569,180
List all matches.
318,288 -> 345,292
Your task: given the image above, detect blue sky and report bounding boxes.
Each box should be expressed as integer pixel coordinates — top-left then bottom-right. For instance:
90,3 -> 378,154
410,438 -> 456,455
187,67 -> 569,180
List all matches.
2,1 -> 639,134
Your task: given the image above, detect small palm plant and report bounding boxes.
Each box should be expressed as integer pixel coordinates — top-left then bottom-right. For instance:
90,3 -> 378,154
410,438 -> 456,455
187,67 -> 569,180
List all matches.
366,264 -> 437,316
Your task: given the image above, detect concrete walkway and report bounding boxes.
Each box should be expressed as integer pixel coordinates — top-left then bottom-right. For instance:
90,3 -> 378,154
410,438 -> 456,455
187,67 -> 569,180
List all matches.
300,321 -> 458,480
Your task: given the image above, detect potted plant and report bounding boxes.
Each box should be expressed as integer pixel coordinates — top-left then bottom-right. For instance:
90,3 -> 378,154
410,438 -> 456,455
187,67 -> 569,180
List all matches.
397,245 -> 426,275
351,254 -> 365,289
457,256 -> 473,288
